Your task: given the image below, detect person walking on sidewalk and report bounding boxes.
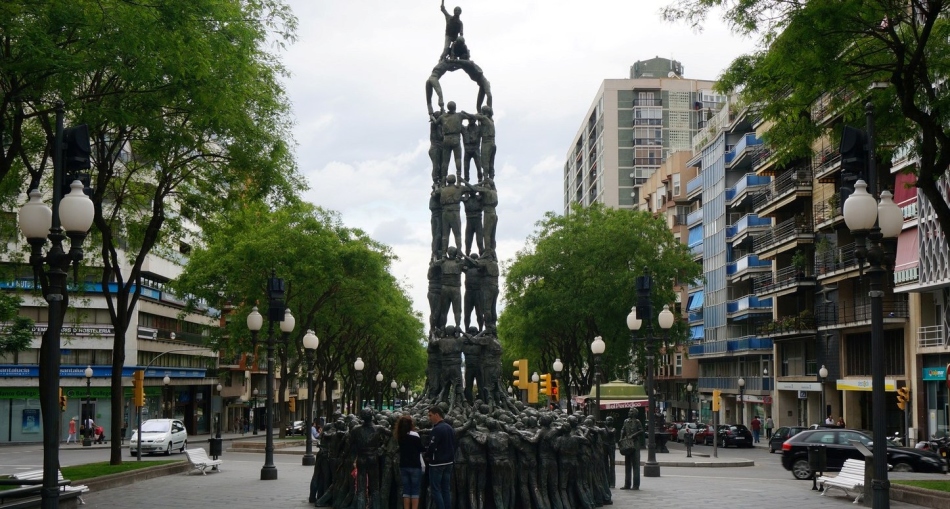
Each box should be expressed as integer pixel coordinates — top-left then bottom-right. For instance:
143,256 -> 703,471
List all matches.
764,416 -> 774,439
66,417 -> 77,444
750,416 -> 761,443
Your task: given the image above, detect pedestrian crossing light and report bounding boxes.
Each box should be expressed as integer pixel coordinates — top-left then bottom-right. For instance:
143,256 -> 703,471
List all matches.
512,359 -> 528,389
897,386 -> 910,410
539,373 -> 552,395
59,388 -> 67,412
133,370 -> 145,407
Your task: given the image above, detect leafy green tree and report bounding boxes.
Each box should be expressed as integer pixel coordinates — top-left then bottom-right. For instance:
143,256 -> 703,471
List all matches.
173,200 -> 425,434
498,203 -> 701,401
663,0 -> 950,236
2,0 -> 298,463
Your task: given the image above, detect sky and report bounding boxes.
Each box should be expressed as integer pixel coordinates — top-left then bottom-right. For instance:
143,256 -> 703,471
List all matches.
279,0 -> 760,327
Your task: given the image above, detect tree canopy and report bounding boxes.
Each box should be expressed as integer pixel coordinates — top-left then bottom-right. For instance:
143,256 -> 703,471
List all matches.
663,0 -> 950,236
498,203 -> 701,398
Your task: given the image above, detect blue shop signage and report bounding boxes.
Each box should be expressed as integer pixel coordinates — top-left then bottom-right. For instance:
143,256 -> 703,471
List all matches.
922,366 -> 947,381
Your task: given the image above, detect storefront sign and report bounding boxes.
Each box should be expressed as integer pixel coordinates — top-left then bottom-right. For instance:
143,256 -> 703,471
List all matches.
776,382 -> 822,392
922,366 -> 947,381
835,378 -> 897,391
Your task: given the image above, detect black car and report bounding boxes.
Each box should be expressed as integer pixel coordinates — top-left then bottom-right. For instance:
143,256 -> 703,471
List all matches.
781,428 -> 948,479
717,424 -> 754,448
769,426 -> 808,453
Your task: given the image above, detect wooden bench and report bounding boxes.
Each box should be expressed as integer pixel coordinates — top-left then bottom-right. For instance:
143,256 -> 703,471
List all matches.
817,458 -> 864,504
0,469 -> 88,508
184,448 -> 222,475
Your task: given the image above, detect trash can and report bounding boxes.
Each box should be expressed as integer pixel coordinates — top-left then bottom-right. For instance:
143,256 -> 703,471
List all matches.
208,437 -> 223,459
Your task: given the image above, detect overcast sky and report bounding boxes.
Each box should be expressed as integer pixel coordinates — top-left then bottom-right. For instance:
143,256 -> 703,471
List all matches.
279,0 -> 759,328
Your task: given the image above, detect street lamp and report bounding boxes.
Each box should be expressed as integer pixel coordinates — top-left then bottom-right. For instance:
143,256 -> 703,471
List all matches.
252,388 -> 259,435
391,380 -> 398,409
302,329 -> 319,466
17,101 -> 94,509
738,377 -> 746,425
627,269 -> 675,478
590,336 -> 605,421
163,374 -> 171,419
840,96 -> 903,509
354,358 -> 365,412
82,366 -> 93,447
553,358 -> 564,412
686,383 -> 694,422
818,365 -> 829,424
375,371 -> 384,411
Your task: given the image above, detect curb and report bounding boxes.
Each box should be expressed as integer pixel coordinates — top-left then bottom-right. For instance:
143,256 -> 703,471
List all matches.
889,483 -> 950,509
82,461 -> 190,492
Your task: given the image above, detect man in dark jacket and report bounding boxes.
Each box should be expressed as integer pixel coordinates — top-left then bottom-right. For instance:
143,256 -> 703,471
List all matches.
425,406 -> 455,509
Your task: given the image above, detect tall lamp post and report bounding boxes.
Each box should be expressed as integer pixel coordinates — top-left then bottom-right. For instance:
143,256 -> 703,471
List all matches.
590,336 -> 605,421
302,329 -> 319,466
353,358 -> 365,411
375,371 -> 384,411
163,375 -> 171,419
738,377 -> 746,425
17,101 -> 94,509
818,365 -> 828,424
553,358 -> 564,412
627,270 -> 675,478
82,366 -> 93,447
840,91 -> 902,509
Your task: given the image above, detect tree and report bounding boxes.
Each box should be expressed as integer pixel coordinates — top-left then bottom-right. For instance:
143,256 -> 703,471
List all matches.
2,0 -> 299,464
498,203 -> 701,399
663,0 -> 950,237
172,200 -> 425,434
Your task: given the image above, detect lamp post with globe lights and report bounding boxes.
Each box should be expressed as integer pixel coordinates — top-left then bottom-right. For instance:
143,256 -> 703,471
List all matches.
375,371 -> 384,411
553,358 -> 564,412
353,358 -> 365,411
590,336 -> 605,421
17,101 -> 95,509
627,269 -> 675,478
302,329 -> 319,466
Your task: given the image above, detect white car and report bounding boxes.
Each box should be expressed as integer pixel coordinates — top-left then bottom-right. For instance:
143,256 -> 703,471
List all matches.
129,418 -> 188,456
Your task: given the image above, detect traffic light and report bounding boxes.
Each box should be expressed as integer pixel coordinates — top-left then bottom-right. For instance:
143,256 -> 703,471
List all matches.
512,359 -> 528,389
712,389 -> 721,411
539,373 -> 552,395
133,370 -> 145,407
897,386 -> 910,410
288,397 -> 296,413
59,388 -> 67,412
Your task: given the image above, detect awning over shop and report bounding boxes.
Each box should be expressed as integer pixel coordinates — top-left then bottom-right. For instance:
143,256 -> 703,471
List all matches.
687,290 -> 704,311
895,227 -> 919,272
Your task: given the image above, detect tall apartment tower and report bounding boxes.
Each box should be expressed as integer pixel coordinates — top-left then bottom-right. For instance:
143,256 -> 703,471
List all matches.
563,57 -> 725,212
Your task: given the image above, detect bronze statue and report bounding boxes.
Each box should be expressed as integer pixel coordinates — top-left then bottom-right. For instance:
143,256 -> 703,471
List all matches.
439,1 -> 463,62
432,102 -> 463,186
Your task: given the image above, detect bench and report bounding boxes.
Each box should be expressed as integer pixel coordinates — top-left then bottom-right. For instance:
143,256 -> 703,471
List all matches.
184,448 -> 222,475
0,469 -> 88,508
817,458 -> 864,504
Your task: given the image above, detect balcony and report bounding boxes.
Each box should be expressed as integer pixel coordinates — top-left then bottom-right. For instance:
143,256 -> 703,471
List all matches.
918,325 -> 946,349
727,173 -> 771,206
813,146 -> 842,182
753,167 -> 813,216
686,175 -> 703,199
689,336 -> 773,358
754,265 -> 817,297
818,295 -> 909,329
726,295 -> 772,319
728,254 -> 772,282
758,312 -> 816,339
752,217 -> 814,258
725,134 -> 763,168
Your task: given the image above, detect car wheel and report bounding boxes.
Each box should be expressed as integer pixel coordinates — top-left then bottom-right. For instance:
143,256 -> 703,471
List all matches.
891,462 -> 913,472
165,443 -> 172,456
792,459 -> 812,480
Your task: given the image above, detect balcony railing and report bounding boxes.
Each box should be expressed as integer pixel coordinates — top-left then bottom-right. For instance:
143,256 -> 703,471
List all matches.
752,167 -> 813,211
918,325 -> 946,348
754,265 -> 815,294
753,217 -> 813,253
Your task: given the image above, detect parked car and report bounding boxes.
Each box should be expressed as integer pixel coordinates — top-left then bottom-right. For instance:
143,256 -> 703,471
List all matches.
129,418 -> 187,456
694,424 -> 716,445
769,426 -> 808,453
677,422 -> 708,442
286,420 -> 305,435
781,428 -> 948,480
717,424 -> 754,448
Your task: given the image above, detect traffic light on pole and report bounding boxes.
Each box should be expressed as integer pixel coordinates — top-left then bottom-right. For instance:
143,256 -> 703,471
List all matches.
512,359 -> 528,389
539,373 -> 552,395
59,388 -> 67,412
133,370 -> 145,407
712,389 -> 721,412
896,386 -> 910,410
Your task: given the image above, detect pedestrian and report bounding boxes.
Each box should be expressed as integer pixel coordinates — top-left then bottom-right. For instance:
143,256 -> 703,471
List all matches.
765,415 -> 774,439
425,406 -> 455,509
619,408 -> 644,490
66,417 -> 77,444
750,416 -> 761,443
396,415 -> 425,509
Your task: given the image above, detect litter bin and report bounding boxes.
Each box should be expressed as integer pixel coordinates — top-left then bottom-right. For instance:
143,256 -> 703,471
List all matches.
807,444 -> 827,490
208,437 -> 223,459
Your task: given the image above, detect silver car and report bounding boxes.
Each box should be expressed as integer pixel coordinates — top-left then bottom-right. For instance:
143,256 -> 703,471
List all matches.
129,418 -> 188,456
